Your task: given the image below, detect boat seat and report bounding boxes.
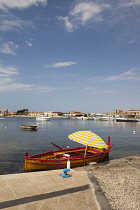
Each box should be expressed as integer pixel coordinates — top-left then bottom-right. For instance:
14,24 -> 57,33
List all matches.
59,168 -> 72,178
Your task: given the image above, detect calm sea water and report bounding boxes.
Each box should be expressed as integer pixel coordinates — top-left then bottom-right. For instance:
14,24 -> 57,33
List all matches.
0,117 -> 140,175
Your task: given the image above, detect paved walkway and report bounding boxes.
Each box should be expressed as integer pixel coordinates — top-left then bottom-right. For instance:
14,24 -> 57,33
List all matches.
0,169 -> 98,210
0,155 -> 140,210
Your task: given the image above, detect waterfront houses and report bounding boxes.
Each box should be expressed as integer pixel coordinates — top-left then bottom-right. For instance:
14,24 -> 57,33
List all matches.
127,110 -> 140,118
44,111 -> 62,117
1,108 -> 140,119
0,109 -> 8,116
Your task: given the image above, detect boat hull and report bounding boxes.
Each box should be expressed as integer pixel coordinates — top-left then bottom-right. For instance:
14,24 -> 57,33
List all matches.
24,147 -> 110,171
36,117 -> 50,121
116,119 -> 139,122
20,125 -> 38,131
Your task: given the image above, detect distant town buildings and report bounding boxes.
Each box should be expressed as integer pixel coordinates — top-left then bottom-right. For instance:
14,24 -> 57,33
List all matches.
44,111 -> 62,117
69,111 -> 86,117
0,108 -> 140,118
0,109 -> 8,116
127,110 -> 140,117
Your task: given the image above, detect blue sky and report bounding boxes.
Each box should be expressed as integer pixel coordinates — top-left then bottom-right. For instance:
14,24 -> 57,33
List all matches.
0,0 -> 140,113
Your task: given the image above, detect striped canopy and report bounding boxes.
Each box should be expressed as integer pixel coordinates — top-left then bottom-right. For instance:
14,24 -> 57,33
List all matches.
68,130 -> 107,149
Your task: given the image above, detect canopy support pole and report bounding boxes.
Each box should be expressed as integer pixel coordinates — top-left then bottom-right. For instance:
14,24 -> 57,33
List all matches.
84,145 -> 88,166
107,136 -> 111,150
84,145 -> 87,157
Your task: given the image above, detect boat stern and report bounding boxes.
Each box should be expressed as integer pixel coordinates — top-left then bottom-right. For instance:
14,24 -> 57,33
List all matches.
24,152 -> 29,171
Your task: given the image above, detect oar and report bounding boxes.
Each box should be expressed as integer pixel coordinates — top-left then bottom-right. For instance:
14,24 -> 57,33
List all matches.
51,142 -> 63,150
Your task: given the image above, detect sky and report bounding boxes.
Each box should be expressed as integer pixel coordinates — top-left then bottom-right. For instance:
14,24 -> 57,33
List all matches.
0,0 -> 140,113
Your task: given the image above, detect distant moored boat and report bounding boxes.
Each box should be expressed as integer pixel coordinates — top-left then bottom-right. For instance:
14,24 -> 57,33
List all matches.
20,125 -> 38,131
36,115 -> 51,121
115,118 -> 139,122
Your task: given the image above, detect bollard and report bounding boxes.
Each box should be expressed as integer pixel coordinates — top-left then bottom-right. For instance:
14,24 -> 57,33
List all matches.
59,168 -> 72,178
63,154 -> 71,169
67,159 -> 70,169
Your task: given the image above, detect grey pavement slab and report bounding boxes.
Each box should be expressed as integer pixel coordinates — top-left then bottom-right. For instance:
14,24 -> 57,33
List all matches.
0,169 -> 98,210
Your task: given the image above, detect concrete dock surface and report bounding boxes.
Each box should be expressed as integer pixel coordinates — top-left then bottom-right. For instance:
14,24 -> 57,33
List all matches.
0,155 -> 140,210
0,169 -> 98,210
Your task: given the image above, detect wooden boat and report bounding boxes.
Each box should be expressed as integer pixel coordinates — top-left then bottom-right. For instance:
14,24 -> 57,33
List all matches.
36,115 -> 51,121
24,137 -> 112,171
116,118 -> 139,122
20,125 -> 38,131
62,116 -> 71,119
100,116 -> 114,121
77,116 -> 88,120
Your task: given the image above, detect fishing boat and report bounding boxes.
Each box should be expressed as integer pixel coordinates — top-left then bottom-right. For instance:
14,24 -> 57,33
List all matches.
36,115 -> 51,121
100,116 -> 114,121
62,116 -> 71,119
115,118 -> 139,122
20,125 -> 38,131
77,116 -> 88,120
24,131 -> 112,171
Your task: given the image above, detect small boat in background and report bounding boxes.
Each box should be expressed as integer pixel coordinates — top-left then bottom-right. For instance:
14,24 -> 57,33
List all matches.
87,117 -> 94,120
77,116 -> 88,120
36,115 -> 51,121
116,118 -> 139,122
62,116 -> 71,119
100,116 -> 114,121
20,125 -> 38,131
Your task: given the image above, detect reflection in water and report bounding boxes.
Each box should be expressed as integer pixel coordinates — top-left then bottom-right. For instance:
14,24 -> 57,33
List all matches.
0,117 -> 140,175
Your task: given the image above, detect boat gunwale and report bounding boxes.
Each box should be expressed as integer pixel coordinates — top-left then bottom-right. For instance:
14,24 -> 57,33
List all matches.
20,125 -> 38,127
27,146 -> 106,158
26,154 -> 107,166
25,147 -> 110,162
26,152 -> 107,163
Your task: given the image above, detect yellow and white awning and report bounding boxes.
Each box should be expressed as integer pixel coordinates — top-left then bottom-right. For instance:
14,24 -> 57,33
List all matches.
68,130 -> 107,149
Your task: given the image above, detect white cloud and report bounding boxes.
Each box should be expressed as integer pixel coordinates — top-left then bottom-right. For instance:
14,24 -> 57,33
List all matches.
105,68 -> 140,81
0,42 -> 19,55
0,82 -> 34,91
0,77 -> 13,83
128,40 -> 135,44
58,2 -> 110,32
57,0 -> 140,44
82,86 -> 117,94
92,67 -> 140,82
0,64 -> 73,93
0,17 -> 33,31
34,87 -> 71,93
70,2 -> 110,25
0,64 -> 35,91
120,0 -> 140,7
0,0 -> 47,10
45,62 -> 77,68
0,1 -> 45,32
57,16 -> 74,32
0,65 -> 19,75
93,90 -> 117,94
25,41 -> 32,47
